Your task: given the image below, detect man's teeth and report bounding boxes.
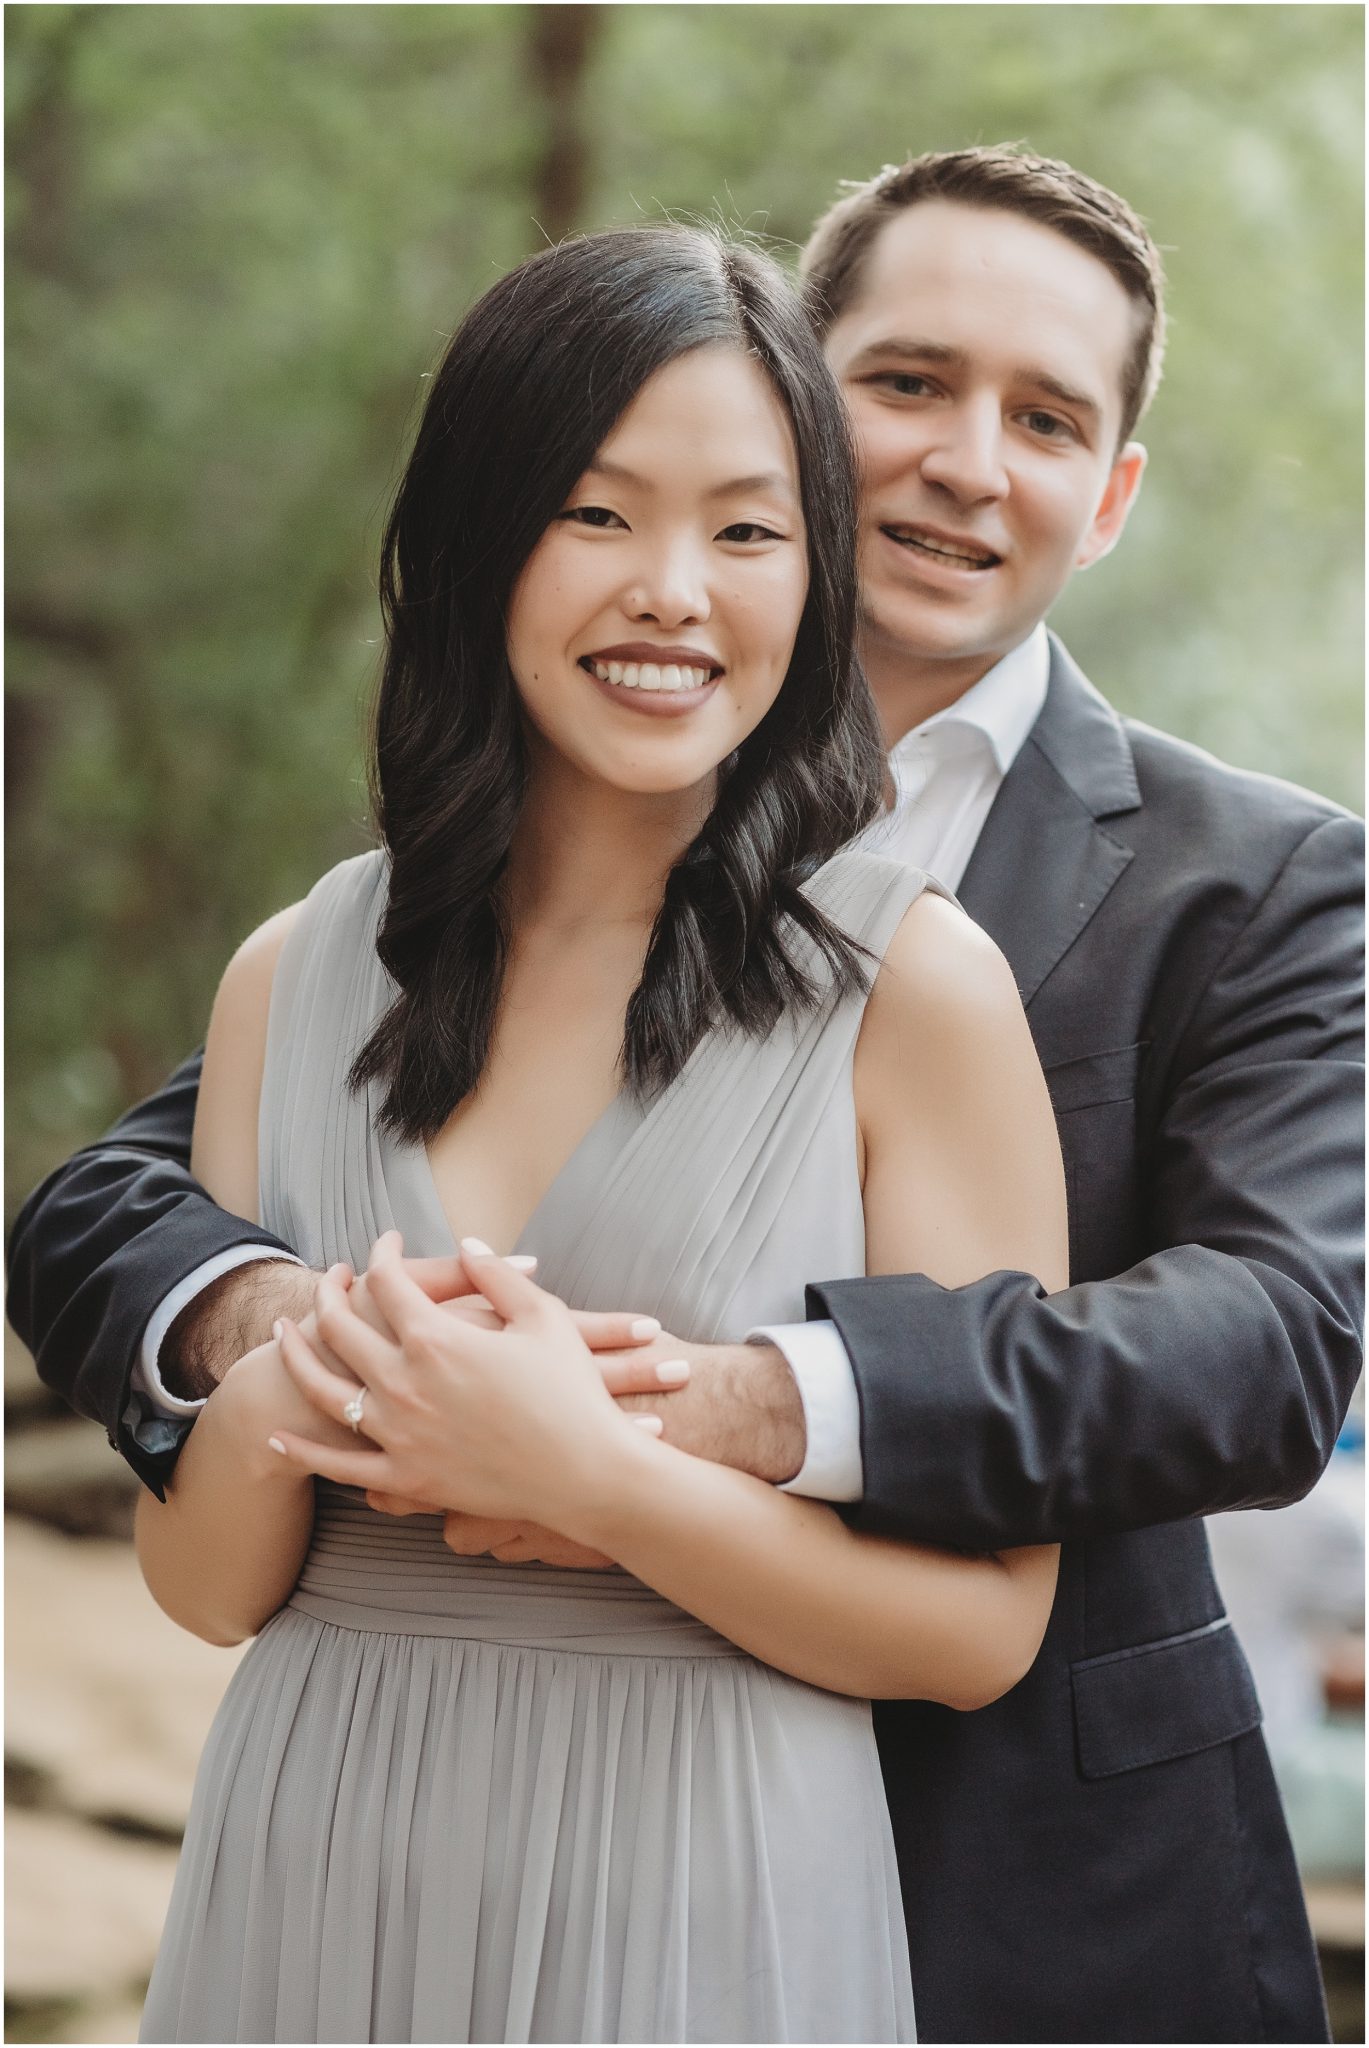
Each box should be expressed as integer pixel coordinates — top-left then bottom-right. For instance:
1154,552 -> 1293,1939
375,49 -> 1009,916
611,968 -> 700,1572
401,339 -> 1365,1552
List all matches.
590,660 -> 713,692
886,528 -> 997,568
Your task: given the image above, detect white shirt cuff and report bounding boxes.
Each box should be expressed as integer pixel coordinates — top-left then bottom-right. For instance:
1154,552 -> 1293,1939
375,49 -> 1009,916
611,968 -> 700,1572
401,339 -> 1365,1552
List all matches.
131,1246 -> 305,1416
748,1319 -> 864,1503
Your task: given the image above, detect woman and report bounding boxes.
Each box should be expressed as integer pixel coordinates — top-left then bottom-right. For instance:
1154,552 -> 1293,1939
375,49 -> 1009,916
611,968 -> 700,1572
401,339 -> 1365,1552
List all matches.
135,226 -> 1067,2043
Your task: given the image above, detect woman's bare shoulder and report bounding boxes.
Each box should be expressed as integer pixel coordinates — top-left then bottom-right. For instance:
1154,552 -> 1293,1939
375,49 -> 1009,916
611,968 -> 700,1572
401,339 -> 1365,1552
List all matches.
861,887 -> 1025,1057
213,903 -> 303,1022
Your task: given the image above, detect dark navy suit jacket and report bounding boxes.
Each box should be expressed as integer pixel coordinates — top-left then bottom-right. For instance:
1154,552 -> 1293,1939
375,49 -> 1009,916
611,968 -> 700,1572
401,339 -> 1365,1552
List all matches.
10,639 -> 1363,2041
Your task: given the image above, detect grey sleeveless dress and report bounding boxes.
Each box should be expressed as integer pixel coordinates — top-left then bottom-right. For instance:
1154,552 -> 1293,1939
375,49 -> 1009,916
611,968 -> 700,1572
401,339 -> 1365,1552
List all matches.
141,846 -> 937,2045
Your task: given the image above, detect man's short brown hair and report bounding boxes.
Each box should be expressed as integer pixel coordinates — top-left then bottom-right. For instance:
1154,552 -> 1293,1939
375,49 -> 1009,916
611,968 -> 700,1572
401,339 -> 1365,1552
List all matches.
800,145 -> 1167,445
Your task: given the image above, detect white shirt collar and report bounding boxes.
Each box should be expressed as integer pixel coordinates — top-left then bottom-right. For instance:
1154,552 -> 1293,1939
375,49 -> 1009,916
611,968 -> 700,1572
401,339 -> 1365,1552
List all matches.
888,622 -> 1051,776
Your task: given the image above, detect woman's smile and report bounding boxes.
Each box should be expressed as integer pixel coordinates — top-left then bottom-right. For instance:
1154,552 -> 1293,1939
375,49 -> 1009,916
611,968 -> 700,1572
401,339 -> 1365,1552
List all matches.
577,639 -> 724,717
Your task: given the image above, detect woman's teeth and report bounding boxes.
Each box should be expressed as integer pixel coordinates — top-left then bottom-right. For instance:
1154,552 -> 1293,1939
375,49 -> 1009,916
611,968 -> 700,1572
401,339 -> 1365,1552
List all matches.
590,660 -> 712,693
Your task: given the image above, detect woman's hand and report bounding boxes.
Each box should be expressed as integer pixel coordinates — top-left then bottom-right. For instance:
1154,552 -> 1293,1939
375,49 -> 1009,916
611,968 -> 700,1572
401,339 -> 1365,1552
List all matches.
224,1278 -> 368,1480
267,1233 -> 665,1529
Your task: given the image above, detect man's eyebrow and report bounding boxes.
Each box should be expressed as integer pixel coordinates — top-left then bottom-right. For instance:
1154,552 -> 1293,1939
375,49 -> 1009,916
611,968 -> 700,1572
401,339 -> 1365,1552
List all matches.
844,337 -> 967,373
1027,372 -> 1103,424
846,338 -> 1104,422
583,459 -> 797,500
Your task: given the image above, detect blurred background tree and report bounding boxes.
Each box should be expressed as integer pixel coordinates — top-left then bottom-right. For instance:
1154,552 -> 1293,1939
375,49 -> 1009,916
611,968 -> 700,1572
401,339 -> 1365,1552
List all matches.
6,2 -> 1362,1204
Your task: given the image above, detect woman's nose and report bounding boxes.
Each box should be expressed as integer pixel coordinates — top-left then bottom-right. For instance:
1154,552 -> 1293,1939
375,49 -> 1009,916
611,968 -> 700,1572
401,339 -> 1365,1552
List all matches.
623,540 -> 712,627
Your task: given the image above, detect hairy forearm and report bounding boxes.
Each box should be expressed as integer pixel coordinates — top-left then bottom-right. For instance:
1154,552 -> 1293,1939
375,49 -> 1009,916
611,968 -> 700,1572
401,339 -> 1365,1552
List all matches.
565,1434 -> 1052,1706
624,1341 -> 806,1482
134,1350 -> 315,1645
161,1261 -> 317,1400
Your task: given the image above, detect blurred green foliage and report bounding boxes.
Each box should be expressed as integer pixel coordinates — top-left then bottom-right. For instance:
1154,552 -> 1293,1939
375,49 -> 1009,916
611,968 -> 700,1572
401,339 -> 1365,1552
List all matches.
6,3 -> 1362,1203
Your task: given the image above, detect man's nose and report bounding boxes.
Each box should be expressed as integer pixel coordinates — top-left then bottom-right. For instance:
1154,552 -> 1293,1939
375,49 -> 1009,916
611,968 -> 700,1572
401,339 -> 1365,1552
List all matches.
624,538 -> 712,627
919,399 -> 1009,506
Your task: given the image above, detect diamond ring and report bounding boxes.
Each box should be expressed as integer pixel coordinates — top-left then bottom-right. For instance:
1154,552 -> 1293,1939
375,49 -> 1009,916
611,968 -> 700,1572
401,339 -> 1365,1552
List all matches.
342,1388 -> 368,1434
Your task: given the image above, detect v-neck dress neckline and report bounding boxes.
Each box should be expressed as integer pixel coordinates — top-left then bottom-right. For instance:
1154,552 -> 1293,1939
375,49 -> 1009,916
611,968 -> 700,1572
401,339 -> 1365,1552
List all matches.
403,1085 -> 645,1260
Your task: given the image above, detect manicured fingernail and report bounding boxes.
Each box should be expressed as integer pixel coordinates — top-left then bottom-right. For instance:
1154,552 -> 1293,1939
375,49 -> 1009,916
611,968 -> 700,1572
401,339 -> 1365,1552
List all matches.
629,1316 -> 662,1340
272,1320 -> 284,1342
267,1437 -> 286,1455
508,1254 -> 538,1271
461,1237 -> 493,1257
655,1359 -> 690,1386
631,1413 -> 664,1435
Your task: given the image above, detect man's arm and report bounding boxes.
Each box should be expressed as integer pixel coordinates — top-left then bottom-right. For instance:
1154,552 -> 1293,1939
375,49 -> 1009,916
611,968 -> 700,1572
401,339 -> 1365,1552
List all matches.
583,813 -> 1361,1547
5,1050 -> 308,1496
816,811 -> 1364,1550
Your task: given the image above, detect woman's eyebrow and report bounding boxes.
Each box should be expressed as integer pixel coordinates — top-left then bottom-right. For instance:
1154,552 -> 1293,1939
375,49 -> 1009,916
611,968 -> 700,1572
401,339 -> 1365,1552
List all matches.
583,458 -> 797,502
706,471 -> 797,501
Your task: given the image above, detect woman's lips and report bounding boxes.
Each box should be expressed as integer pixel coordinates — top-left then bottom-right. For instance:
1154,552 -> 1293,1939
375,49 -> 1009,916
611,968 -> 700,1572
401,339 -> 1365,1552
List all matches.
580,659 -> 718,719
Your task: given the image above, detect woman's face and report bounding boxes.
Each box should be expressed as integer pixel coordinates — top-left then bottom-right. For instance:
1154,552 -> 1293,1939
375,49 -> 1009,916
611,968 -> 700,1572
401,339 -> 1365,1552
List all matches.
506,344 -> 809,799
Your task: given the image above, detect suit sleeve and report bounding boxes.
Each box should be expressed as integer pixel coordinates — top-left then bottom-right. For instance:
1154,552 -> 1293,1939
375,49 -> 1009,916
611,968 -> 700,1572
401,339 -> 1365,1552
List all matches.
815,814 -> 1364,1551
5,1051 -> 295,1494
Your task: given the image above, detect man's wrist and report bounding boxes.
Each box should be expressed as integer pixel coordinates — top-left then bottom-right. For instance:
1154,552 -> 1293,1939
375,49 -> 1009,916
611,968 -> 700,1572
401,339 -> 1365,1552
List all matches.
727,1342 -> 806,1483
161,1261 -> 318,1400
625,1341 -> 804,1482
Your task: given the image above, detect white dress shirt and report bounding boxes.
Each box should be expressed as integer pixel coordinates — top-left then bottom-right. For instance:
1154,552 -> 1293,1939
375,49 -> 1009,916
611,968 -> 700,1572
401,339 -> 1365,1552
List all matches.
134,627 -> 1052,1498
760,625 -> 1050,1499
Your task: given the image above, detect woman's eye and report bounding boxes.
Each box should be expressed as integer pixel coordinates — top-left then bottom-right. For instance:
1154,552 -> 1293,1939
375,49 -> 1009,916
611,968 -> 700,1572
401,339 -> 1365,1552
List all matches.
875,373 -> 934,398
718,521 -> 783,544
559,504 -> 625,528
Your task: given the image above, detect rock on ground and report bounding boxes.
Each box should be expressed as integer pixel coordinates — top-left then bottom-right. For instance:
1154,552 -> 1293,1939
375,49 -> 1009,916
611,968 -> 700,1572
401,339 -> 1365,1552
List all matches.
6,1516 -> 245,1835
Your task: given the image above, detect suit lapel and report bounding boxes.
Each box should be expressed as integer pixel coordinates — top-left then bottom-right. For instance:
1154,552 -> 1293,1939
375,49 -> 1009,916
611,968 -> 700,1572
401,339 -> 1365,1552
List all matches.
957,638 -> 1141,1009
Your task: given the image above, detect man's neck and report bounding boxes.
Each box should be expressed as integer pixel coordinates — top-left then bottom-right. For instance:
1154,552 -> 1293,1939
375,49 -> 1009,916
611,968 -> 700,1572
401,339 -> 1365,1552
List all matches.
861,634 -> 1010,752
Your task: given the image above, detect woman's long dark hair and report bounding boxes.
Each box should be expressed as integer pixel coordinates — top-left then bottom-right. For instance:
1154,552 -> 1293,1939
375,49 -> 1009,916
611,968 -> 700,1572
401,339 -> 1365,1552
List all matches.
351,225 -> 885,1142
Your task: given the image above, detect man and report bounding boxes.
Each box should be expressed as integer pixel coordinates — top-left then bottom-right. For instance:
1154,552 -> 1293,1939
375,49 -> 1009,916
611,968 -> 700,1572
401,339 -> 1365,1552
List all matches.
10,149 -> 1361,2042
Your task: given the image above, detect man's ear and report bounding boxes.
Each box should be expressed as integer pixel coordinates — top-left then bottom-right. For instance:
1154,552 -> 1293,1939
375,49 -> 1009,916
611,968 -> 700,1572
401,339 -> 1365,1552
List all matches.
1076,442 -> 1146,571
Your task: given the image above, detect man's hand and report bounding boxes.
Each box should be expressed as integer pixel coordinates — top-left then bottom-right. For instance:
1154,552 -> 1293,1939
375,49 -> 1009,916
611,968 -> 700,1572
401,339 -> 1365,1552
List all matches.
439,1511 -> 616,1570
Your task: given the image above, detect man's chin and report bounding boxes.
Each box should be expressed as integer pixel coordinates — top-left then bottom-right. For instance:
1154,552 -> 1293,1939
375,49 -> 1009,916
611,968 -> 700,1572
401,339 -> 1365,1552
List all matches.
859,590 -> 1012,673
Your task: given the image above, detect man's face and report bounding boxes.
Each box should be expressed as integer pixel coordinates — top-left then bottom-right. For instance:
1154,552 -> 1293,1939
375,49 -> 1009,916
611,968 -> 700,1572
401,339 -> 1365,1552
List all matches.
823,200 -> 1146,687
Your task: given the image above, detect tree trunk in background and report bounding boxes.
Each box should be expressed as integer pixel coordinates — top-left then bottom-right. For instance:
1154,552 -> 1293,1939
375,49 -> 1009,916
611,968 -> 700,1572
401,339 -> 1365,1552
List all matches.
526,5 -> 603,241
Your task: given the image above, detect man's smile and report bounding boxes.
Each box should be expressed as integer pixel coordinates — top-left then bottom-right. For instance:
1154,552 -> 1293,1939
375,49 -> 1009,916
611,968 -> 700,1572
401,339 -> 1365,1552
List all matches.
877,520 -> 1003,571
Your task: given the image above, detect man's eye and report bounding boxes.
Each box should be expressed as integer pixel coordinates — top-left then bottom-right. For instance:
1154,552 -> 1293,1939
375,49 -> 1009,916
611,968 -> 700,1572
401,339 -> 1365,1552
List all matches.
1022,411 -> 1073,440
559,505 -> 625,528
875,373 -> 933,398
719,521 -> 783,544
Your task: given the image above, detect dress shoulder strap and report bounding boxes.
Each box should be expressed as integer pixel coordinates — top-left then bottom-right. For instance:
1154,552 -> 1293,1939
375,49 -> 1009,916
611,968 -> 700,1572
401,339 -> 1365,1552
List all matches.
801,844 -> 959,962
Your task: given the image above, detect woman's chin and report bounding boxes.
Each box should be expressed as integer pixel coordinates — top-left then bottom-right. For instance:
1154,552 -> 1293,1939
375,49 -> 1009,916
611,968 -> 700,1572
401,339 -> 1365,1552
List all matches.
542,738 -> 724,805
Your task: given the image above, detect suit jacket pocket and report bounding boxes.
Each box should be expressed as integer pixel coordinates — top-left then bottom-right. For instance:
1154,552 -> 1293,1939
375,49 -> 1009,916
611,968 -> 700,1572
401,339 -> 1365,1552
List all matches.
1070,1616 -> 1262,1779
1043,1039 -> 1144,1114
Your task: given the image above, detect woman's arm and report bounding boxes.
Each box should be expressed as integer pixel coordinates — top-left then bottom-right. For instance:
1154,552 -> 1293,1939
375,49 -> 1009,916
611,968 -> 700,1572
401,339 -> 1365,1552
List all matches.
566,894 -> 1066,1703
272,896 -> 1069,1704
133,908 -> 325,1646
